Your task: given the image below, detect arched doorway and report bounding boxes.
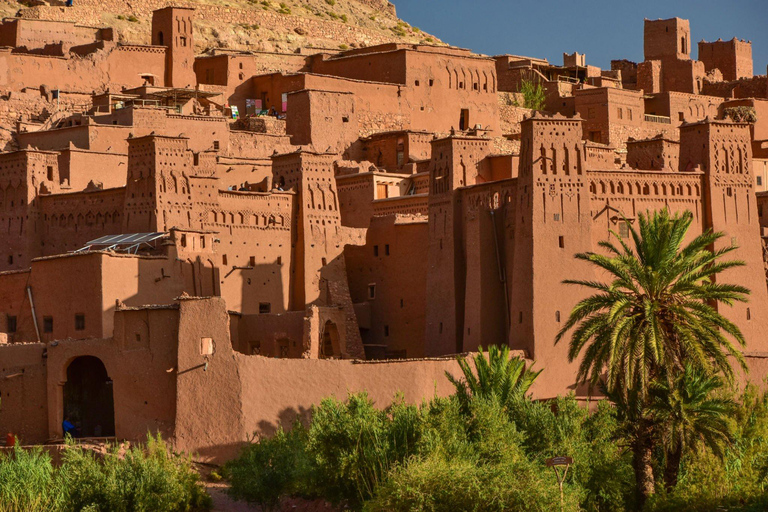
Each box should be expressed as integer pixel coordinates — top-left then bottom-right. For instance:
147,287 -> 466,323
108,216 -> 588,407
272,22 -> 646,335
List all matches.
63,356 -> 115,438
320,321 -> 340,358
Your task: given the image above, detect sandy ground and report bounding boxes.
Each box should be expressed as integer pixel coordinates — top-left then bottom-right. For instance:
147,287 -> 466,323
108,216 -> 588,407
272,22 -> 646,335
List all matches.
205,481 -> 341,512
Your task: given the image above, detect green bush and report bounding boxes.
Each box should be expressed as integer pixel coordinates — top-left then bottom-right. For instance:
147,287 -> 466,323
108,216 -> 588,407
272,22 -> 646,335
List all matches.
367,452 -> 573,512
59,434 -> 210,512
306,393 -> 423,504
518,79 -> 546,110
0,434 -> 210,512
226,424 -> 311,511
0,445 -> 63,512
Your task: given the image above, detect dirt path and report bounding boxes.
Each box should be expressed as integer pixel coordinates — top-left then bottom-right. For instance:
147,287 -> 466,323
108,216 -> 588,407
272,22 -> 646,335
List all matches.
206,482 -> 260,512
205,482 -> 339,512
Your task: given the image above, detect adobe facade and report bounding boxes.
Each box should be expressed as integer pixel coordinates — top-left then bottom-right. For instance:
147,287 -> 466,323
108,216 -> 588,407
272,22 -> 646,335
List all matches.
1,11 -> 768,459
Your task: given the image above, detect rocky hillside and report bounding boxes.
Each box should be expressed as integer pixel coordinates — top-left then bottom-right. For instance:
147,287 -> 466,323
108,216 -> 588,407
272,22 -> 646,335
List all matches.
0,0 -> 442,53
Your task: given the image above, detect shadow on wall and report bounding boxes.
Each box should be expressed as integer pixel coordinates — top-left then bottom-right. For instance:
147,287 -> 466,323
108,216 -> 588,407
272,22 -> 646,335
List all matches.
237,260 -> 285,317
256,404 -> 312,438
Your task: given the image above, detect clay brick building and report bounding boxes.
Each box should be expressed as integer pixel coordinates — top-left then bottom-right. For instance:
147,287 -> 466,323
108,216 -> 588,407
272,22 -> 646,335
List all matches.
1,11 -> 768,460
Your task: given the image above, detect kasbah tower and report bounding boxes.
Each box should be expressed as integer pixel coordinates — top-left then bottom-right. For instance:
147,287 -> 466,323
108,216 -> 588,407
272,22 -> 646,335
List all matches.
0,0 -> 766,460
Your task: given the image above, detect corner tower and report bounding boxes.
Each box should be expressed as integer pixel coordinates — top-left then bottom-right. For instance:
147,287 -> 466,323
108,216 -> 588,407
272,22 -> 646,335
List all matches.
680,119 -> 768,352
509,113 -> 592,391
644,17 -> 691,61
152,6 -> 196,88
424,135 -> 491,356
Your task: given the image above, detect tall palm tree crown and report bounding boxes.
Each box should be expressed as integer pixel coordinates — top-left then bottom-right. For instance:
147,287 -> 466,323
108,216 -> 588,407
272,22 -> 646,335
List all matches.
555,209 -> 749,397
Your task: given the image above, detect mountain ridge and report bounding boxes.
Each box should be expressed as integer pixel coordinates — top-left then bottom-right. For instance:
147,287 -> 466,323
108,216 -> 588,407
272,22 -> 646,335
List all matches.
0,0 -> 443,54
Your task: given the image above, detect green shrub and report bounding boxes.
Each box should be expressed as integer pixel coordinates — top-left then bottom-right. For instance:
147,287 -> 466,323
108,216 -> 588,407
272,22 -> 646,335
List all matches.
723,106 -> 757,123
126,15 -> 139,23
519,79 -> 546,110
226,424 -> 312,511
324,0 -> 335,4
367,451 -> 575,512
0,435 -> 209,512
368,398 -> 576,512
58,434 -> 211,512
0,445 -> 63,512
338,44 -> 349,50
340,14 -> 348,23
306,393 -> 423,504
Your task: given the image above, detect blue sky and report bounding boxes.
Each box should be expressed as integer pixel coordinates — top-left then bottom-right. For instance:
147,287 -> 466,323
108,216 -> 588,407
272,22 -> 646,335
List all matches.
394,0 -> 768,72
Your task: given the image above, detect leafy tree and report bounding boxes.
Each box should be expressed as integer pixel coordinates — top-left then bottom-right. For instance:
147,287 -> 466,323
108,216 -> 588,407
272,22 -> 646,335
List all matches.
556,209 -> 749,505
650,364 -> 736,490
519,79 -> 546,111
445,345 -> 541,411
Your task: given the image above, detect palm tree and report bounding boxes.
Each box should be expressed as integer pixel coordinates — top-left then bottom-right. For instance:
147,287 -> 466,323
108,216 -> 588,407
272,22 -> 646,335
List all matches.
445,345 -> 541,410
651,364 -> 736,491
555,209 -> 750,505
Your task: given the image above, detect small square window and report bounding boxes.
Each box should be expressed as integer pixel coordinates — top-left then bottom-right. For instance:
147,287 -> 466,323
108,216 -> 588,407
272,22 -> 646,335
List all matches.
619,222 -> 630,238
213,140 -> 220,151
277,256 -> 282,265
415,80 -> 420,86
222,254 -> 228,265
7,315 -> 17,333
385,244 -> 390,256
43,316 -> 53,333
249,256 -> 256,267
429,79 -> 434,86
368,284 -> 376,300
678,112 -> 684,122
558,236 -> 565,248
75,314 -> 85,331
373,245 -> 379,257
757,176 -> 763,186
259,302 -> 271,314
384,325 -> 389,337
201,337 -> 214,355
555,311 -> 561,322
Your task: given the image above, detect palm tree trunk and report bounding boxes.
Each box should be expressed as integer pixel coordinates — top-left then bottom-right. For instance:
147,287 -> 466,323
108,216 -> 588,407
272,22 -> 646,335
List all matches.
663,445 -> 682,491
632,423 -> 655,508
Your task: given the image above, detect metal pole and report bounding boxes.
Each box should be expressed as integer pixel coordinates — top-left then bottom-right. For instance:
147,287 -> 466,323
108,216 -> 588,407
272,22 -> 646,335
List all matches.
27,286 -> 41,343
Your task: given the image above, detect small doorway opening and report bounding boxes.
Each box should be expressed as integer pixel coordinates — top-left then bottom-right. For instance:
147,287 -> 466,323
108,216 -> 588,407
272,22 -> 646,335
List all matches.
320,321 -> 340,358
459,109 -> 469,131
63,356 -> 115,438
